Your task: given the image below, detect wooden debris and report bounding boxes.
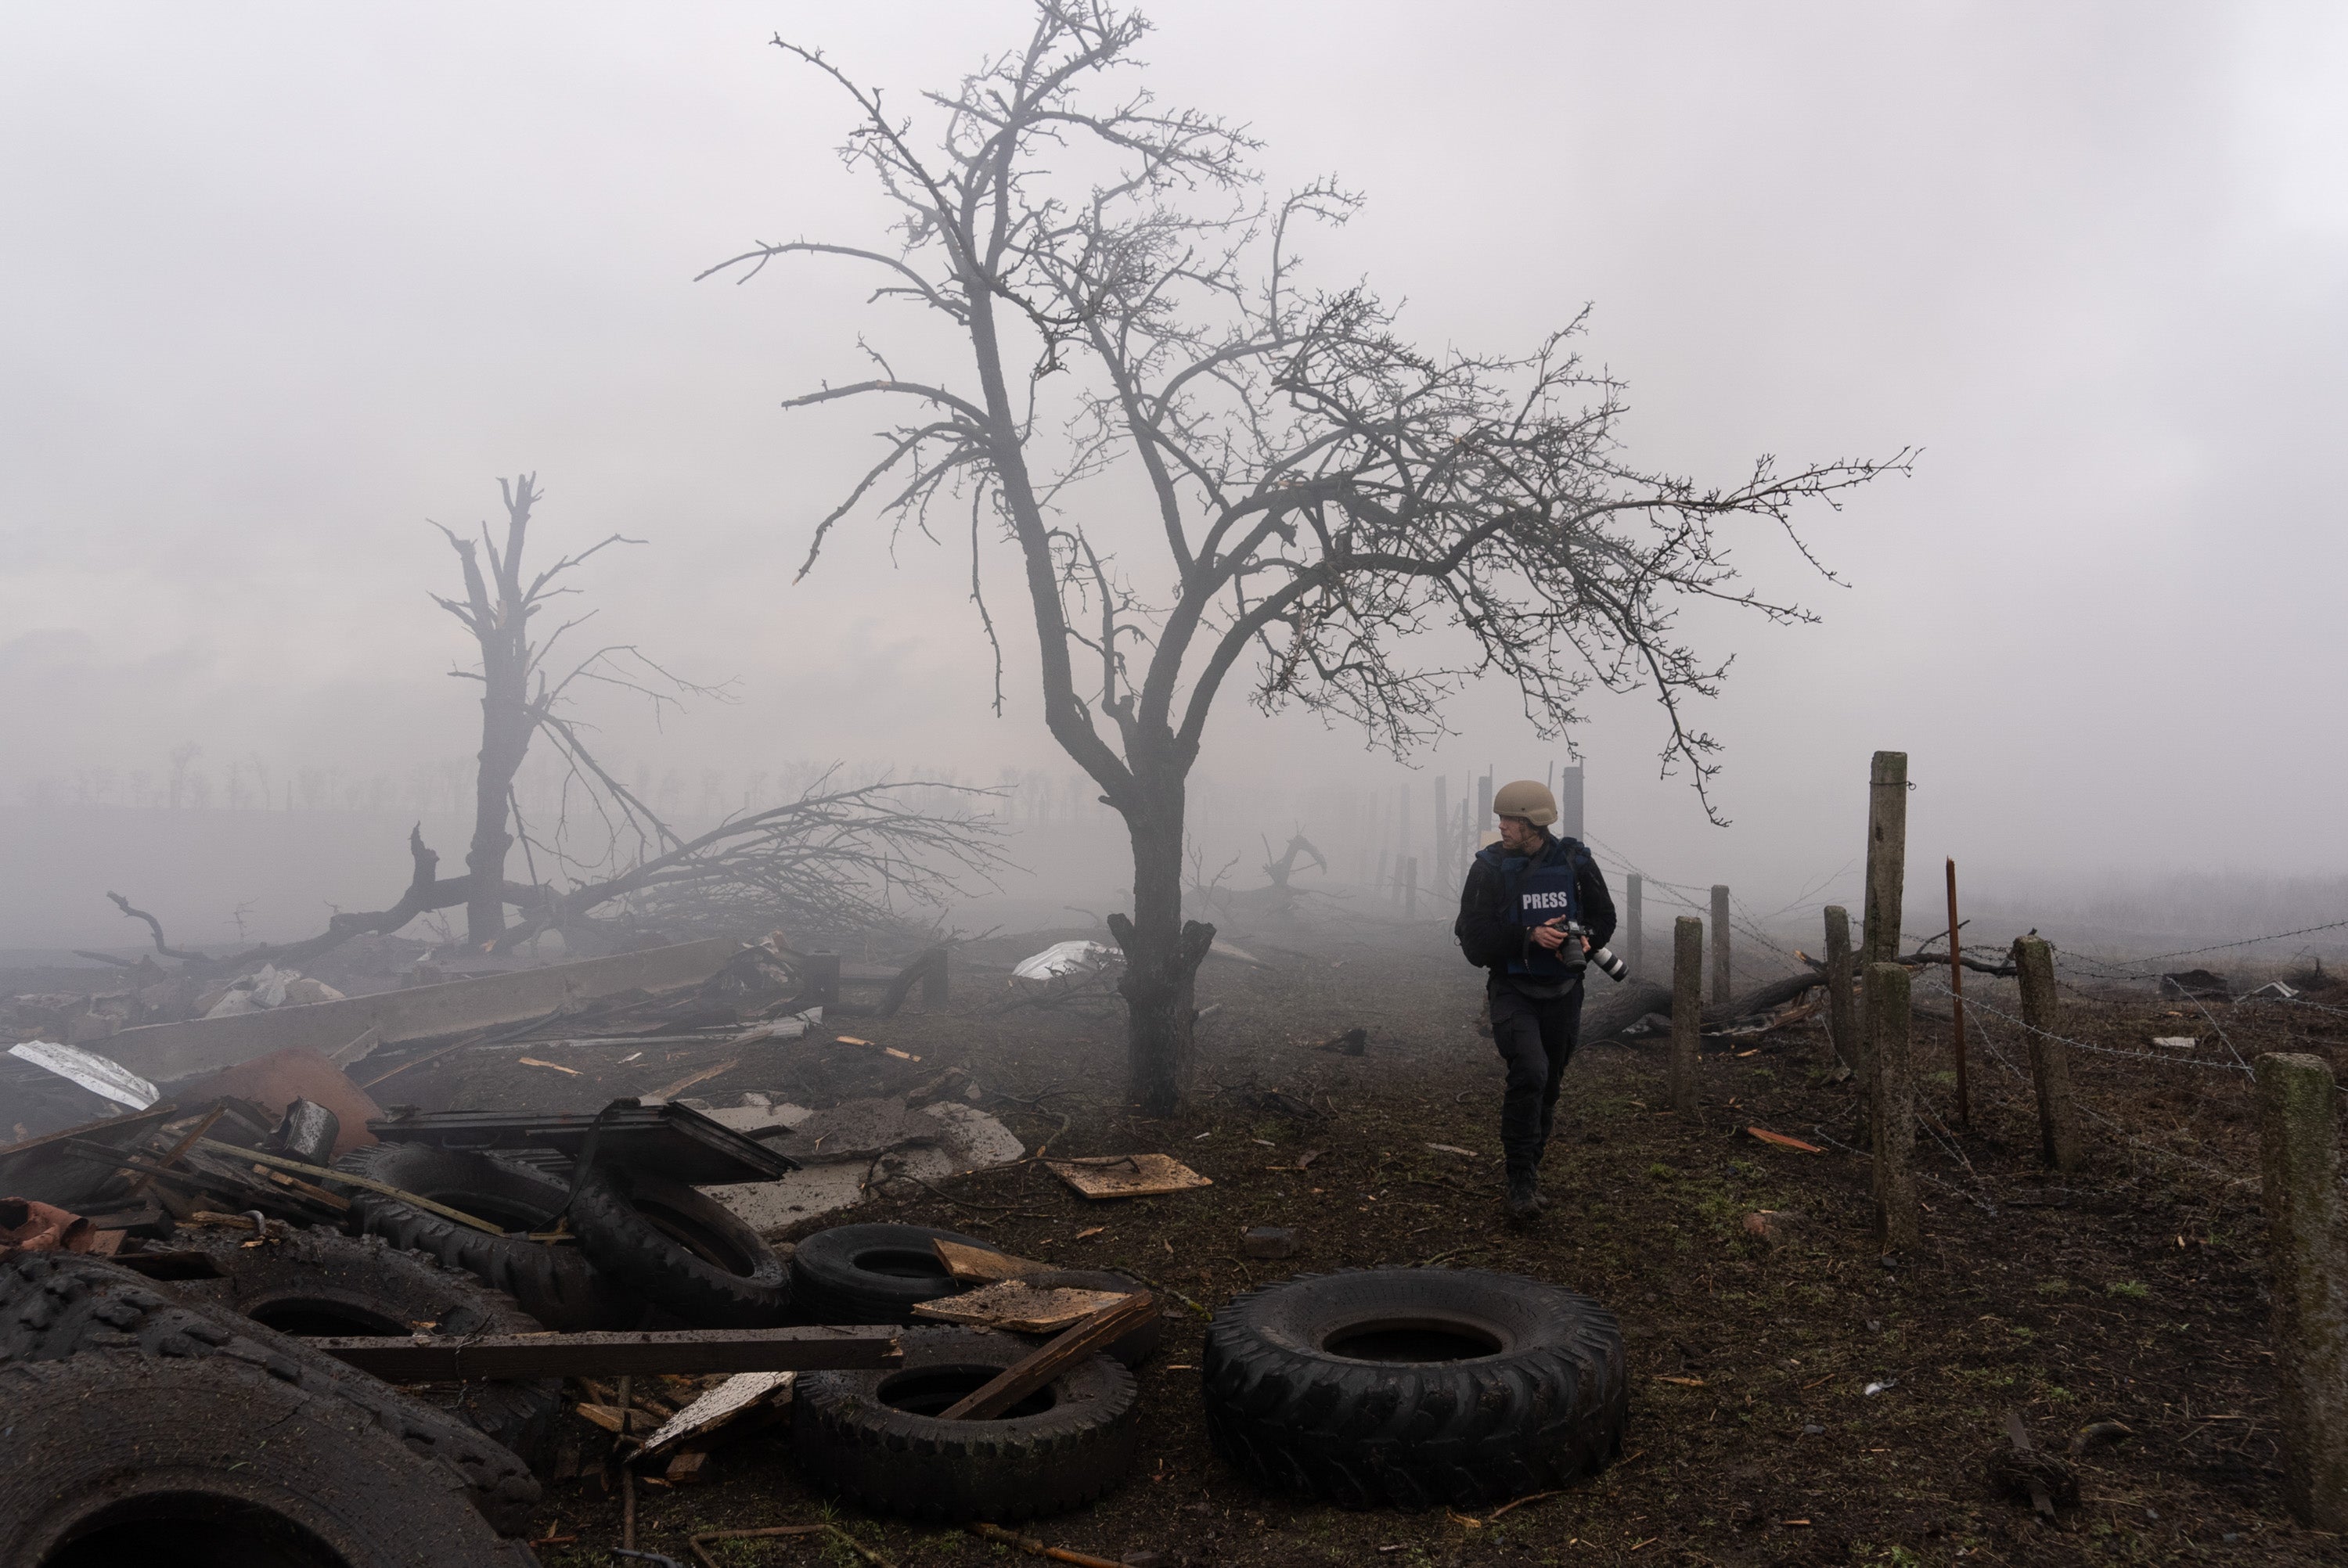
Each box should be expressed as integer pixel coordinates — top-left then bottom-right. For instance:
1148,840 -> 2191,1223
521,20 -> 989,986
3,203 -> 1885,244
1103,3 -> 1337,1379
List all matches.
647,1059 -> 737,1101
966,1521 -> 1130,1568
912,1278 -> 1129,1333
933,1237 -> 1049,1282
937,1291 -> 1156,1421
1424,1143 -> 1479,1159
639,1371 -> 795,1456
835,1035 -> 921,1063
572,1402 -> 655,1435
1043,1153 -> 1212,1199
1745,1126 -> 1824,1154
518,1057 -> 582,1076
1241,1225 -> 1298,1259
197,1139 -> 503,1235
664,1449 -> 708,1484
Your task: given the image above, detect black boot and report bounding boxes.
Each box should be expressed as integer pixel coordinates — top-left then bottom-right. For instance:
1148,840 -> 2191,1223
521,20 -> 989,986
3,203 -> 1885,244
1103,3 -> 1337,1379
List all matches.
1505,1163 -> 1544,1221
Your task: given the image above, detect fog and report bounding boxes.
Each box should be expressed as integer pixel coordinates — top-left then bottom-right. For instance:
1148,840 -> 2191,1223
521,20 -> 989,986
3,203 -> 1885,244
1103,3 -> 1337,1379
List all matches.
4,2 -> 2344,955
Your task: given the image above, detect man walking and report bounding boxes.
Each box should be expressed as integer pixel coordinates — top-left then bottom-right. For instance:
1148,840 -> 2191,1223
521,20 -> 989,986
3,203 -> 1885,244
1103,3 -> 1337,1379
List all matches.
1454,779 -> 1616,1221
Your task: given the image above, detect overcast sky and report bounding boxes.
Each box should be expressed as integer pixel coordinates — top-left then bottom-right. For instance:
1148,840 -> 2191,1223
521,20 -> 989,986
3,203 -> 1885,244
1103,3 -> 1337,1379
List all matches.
3,2 -> 2343,938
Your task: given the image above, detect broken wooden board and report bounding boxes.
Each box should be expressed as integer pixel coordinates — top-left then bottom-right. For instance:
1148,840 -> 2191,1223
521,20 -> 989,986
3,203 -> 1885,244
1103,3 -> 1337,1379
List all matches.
932,1238 -> 1049,1283
937,1291 -> 1157,1421
1043,1153 -> 1212,1199
103,937 -> 741,1083
639,1370 -> 794,1456
310,1325 -> 899,1380
910,1278 -> 1129,1333
1745,1126 -> 1824,1154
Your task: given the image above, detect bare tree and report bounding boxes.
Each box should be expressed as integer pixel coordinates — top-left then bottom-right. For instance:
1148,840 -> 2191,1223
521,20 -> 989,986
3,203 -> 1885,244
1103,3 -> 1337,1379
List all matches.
93,478 -> 1003,974
708,1 -> 1908,1112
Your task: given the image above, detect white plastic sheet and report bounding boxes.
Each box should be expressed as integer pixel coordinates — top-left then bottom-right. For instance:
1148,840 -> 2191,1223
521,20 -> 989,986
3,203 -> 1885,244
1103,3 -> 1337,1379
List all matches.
1011,940 -> 1120,981
7,1040 -> 160,1110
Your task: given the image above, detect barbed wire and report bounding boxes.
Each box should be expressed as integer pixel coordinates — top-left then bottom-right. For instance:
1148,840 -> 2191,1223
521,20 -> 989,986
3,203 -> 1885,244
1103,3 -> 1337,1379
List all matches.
2051,916 -> 2348,980
1914,976 -> 2253,1075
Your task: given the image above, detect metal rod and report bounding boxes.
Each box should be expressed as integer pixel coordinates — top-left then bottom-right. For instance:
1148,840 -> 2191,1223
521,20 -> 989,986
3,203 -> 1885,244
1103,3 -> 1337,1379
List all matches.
1946,857 -> 1968,1126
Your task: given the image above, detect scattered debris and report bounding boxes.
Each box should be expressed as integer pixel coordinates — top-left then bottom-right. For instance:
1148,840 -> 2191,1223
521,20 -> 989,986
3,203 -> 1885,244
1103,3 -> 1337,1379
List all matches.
1241,1225 -> 1298,1259
519,1056 -> 582,1074
2150,1037 -> 2199,1050
2070,1419 -> 2134,1455
0,1196 -> 101,1255
1745,1127 -> 1824,1154
640,1370 -> 795,1456
5,1040 -> 159,1110
1207,939 -> 1269,968
967,1519 -> 1133,1568
1989,1410 -> 2077,1517
912,1276 -> 1130,1332
183,1045 -> 384,1160
1741,1210 -> 1800,1243
836,1034 -> 920,1062
934,1238 -> 1050,1282
1864,1379 -> 1896,1396
2242,980 -> 2299,1001
1012,940 -> 1120,981
2157,969 -> 2230,1001
1425,1143 -> 1479,1160
1044,1153 -> 1213,1199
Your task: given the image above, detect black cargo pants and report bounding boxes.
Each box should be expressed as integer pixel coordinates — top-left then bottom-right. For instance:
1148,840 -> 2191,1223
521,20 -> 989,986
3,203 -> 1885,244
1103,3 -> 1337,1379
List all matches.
1489,979 -> 1583,1177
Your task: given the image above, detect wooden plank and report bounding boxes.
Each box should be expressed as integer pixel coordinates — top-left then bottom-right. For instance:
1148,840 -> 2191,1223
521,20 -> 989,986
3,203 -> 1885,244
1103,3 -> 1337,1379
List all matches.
103,937 -> 741,1082
936,1292 -> 1154,1421
932,1238 -> 1049,1282
1043,1153 -> 1212,1199
308,1325 -> 902,1381
912,1279 -> 1127,1333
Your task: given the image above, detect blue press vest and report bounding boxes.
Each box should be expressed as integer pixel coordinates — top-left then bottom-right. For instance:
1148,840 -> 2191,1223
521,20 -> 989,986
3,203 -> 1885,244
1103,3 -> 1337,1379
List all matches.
1478,836 -> 1587,981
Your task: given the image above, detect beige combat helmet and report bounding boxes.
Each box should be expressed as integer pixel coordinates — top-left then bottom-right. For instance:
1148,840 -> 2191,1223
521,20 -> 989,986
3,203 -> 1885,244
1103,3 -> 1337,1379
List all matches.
1491,779 -> 1558,826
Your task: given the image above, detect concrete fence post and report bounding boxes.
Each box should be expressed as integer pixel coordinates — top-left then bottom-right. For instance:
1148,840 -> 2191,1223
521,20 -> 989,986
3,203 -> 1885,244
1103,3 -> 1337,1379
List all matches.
1710,884 -> 1732,1004
1403,857 -> 1418,921
2256,1052 -> 2348,1528
1626,875 -> 1644,978
1670,917 -> 1702,1117
2011,936 -> 2080,1171
1824,905 -> 1861,1084
1867,962 -> 1918,1250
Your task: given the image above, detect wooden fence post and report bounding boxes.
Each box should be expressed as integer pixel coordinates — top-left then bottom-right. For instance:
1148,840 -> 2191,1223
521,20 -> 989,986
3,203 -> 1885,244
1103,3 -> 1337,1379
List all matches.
923,945 -> 951,1008
1860,751 -> 1909,1063
1435,775 -> 1451,890
1824,905 -> 1861,1083
1403,857 -> 1418,921
1626,875 -> 1644,978
2011,937 -> 2080,1171
1670,917 -> 1702,1117
2256,1052 -> 2348,1529
1867,962 -> 1918,1250
1710,884 -> 1732,1004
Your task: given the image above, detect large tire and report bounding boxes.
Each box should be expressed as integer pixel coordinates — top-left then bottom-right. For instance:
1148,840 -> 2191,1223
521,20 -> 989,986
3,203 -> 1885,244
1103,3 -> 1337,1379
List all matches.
169,1228 -> 563,1475
0,1352 -> 539,1568
335,1142 -> 642,1331
1011,1269 -> 1164,1368
1201,1268 -> 1626,1510
787,1222 -> 990,1325
0,1251 -> 542,1538
792,1327 -> 1138,1521
569,1164 -> 791,1329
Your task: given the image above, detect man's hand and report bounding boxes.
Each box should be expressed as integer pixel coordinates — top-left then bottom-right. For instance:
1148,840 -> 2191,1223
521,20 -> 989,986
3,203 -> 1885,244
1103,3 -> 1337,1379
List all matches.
1530,919 -> 1571,951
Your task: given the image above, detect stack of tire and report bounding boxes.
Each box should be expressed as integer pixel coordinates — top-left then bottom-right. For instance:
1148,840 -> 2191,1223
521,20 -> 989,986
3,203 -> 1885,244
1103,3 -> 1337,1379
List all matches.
783,1223 -> 1153,1522
0,1249 -> 540,1567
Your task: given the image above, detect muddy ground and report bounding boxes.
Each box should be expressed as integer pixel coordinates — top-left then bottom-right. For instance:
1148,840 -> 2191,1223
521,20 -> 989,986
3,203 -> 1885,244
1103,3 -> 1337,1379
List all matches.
369,919 -> 2344,1568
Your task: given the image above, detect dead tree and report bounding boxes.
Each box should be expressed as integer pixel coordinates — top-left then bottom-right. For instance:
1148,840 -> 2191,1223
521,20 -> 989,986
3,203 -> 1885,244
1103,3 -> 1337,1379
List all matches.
708,2 -> 1907,1112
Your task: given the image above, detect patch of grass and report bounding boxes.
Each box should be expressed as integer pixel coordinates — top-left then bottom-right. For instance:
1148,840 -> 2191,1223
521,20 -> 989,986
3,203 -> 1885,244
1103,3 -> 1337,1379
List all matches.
1647,1162 -> 1679,1181
2036,1277 -> 2069,1297
2106,1280 -> 2150,1301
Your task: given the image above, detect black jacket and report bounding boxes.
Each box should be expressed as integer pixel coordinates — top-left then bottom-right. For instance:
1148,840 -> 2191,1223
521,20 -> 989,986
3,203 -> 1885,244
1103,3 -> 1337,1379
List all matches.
1454,832 -> 1617,976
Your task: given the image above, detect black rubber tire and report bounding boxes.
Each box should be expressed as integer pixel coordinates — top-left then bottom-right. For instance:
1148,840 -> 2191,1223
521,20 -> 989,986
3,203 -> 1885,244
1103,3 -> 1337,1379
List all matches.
1010,1269 -> 1164,1368
0,1251 -> 541,1539
787,1222 -> 991,1325
569,1163 -> 791,1329
0,1352 -> 541,1568
1201,1267 -> 1626,1510
335,1142 -> 643,1332
169,1228 -> 563,1476
792,1327 -> 1139,1521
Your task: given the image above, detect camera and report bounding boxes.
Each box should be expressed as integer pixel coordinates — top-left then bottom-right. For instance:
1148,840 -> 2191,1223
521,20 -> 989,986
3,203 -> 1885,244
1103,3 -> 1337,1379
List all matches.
1563,922 -> 1630,983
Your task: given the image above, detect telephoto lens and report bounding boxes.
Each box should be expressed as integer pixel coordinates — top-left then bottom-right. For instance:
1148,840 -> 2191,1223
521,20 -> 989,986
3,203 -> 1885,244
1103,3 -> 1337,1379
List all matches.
1586,944 -> 1630,983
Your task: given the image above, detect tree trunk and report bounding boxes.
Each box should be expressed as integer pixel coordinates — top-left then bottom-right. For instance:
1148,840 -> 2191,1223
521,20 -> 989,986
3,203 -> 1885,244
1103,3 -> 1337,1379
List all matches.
1106,786 -> 1214,1116
464,691 -> 528,948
